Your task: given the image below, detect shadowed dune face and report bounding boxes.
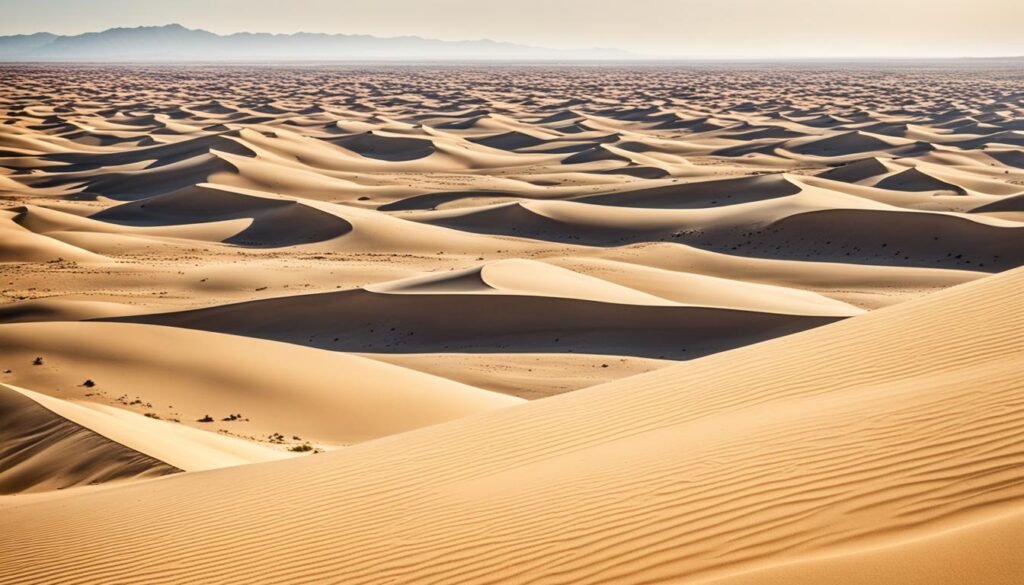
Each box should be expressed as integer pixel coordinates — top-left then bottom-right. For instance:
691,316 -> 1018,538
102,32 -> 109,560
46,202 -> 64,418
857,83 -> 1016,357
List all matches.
120,285 -> 843,359
0,62 -> 1023,582
0,383 -> 180,494
574,173 -> 803,209
91,184 -> 354,247
329,132 -> 437,161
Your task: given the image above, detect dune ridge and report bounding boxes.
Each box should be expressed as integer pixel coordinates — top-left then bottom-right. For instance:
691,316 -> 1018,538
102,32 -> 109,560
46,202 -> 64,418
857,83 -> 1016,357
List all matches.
118,263 -> 846,359
3,383 -> 292,475
0,322 -> 521,446
0,383 -> 179,494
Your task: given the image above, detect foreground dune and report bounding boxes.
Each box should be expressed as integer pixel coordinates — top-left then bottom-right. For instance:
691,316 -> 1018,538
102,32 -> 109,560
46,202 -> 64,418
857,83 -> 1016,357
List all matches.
714,511 -> 1024,585
1,265 -> 1019,583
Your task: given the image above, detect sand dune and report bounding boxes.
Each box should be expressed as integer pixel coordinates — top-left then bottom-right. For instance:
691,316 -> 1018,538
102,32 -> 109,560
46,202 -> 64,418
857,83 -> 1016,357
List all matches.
26,152 -> 238,200
872,166 -> 967,193
93,182 -> 353,246
0,208 -> 107,262
3,66 -> 1019,313
5,384 -> 292,475
818,156 -> 894,183
2,63 -> 1023,583
369,258 -> 678,306
575,173 -> 802,208
0,298 -> 150,323
749,207 -> 1022,269
357,352 -> 672,399
121,261 -> 844,358
786,130 -> 917,157
16,202 -> 254,245
2,258 -> 1019,584
406,189 -> 1023,271
0,322 -> 520,446
0,383 -> 178,494
542,256 -> 864,315
331,131 -> 437,161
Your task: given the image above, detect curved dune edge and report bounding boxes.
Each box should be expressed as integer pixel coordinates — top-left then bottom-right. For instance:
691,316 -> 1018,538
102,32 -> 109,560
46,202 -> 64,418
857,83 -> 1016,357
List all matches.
592,241 -> 987,309
0,383 -> 179,495
1,267 -> 1020,583
0,209 -> 108,263
17,202 -> 255,245
367,256 -> 863,316
91,183 -> 354,247
355,352 -> 674,399
400,190 -> 1023,272
403,185 -> 1019,254
4,384 -> 292,475
367,259 -> 679,307
121,280 -> 843,359
544,256 -> 865,315
573,173 -> 802,208
0,321 -> 522,446
0,298 -> 153,324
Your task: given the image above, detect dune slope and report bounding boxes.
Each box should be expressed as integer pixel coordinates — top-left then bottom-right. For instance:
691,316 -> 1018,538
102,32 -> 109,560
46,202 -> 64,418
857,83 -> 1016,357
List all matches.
5,384 -> 294,474
1,267 -> 1020,583
119,262 -> 845,359
0,383 -> 178,494
0,322 -> 521,446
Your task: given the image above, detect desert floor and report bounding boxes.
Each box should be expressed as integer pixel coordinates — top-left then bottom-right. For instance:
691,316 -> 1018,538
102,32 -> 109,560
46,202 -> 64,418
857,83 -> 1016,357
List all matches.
1,63 -> 1022,584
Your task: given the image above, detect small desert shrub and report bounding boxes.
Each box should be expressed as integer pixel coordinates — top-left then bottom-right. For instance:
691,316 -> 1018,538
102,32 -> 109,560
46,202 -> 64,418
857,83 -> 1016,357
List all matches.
197,414 -> 214,423
289,443 -> 314,453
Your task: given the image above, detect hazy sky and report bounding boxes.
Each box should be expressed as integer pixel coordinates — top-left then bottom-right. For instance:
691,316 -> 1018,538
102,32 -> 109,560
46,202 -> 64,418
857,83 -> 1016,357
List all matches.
1,0 -> 1020,58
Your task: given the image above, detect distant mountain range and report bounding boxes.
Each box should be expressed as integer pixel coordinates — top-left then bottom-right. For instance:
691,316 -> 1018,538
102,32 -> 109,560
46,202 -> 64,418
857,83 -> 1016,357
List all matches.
0,24 -> 633,62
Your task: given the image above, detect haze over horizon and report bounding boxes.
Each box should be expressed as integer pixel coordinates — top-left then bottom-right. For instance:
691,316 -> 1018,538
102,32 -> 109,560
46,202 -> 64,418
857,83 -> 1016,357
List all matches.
1,0 -> 1022,59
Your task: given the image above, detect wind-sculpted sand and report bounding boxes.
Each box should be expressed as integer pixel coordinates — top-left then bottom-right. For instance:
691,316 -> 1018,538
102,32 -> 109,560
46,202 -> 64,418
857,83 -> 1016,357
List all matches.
1,63 -> 1022,583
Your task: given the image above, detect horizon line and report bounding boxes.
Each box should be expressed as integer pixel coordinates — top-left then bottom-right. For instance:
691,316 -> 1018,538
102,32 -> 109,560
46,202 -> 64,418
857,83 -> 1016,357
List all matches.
2,23 -> 1021,61
2,57 -> 1023,64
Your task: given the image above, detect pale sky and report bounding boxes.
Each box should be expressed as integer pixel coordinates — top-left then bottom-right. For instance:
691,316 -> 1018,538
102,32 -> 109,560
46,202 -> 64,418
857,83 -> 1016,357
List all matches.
1,0 -> 1020,58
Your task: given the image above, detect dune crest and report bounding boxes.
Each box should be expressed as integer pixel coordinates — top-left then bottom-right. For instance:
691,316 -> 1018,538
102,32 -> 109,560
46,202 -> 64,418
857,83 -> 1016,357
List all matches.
0,383 -> 179,494
0,322 -> 521,446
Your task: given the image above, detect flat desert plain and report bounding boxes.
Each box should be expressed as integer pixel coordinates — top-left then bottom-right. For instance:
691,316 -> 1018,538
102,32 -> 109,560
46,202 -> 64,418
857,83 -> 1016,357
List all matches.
1,63 -> 1023,584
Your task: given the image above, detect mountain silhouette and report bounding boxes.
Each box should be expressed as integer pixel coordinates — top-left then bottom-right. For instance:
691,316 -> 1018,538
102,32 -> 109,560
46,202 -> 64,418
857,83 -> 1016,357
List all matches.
0,24 -> 632,61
